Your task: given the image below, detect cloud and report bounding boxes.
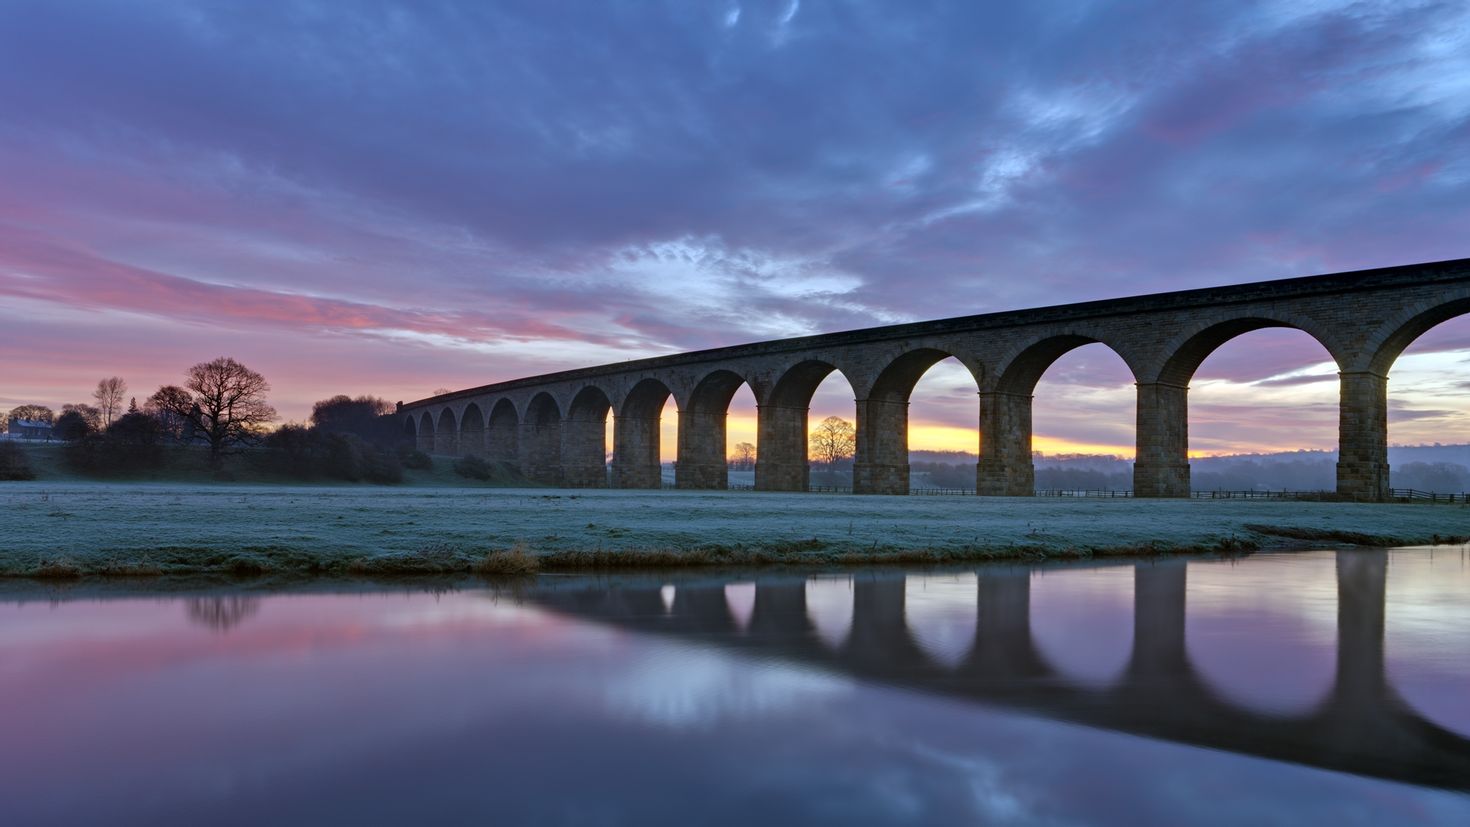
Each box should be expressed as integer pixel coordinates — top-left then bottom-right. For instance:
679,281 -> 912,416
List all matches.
0,0 -> 1467,448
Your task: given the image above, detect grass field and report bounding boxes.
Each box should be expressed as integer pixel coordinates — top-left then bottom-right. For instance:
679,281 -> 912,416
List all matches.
4,481 -> 1469,580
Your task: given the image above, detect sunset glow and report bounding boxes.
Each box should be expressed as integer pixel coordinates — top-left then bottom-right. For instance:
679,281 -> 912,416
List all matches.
2,2 -> 1468,456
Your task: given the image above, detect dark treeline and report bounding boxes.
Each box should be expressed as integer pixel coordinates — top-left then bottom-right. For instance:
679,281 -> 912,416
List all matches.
258,395 -> 419,484
56,393 -> 433,483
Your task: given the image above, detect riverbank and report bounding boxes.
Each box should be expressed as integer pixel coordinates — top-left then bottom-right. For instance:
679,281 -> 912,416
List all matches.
4,483 -> 1469,580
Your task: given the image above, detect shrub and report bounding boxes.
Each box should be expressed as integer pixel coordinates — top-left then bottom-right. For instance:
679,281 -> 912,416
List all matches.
453,454 -> 492,481
63,413 -> 168,474
53,409 -> 97,442
0,442 -> 35,480
321,433 -> 364,482
361,449 -> 404,484
261,425 -> 315,477
400,449 -> 433,470
260,425 -> 404,484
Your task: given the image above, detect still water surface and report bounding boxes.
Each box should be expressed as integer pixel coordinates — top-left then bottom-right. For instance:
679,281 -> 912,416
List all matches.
2,549 -> 1468,825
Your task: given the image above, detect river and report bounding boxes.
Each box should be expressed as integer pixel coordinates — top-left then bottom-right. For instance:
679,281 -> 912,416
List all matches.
2,548 -> 1467,825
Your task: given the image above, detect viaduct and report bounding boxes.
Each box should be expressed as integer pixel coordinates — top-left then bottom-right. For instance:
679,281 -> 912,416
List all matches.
399,257 -> 1470,500
526,551 -> 1470,791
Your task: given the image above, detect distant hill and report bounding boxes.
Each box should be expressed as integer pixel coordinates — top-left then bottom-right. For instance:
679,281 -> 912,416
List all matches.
909,444 -> 1470,493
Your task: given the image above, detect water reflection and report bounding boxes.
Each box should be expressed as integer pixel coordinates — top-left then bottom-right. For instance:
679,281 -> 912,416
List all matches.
1030,567 -> 1133,686
1,550 -> 1467,825
533,551 -> 1470,791
184,595 -> 261,632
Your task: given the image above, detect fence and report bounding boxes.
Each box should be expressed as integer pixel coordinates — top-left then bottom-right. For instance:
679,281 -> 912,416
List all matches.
1389,488 -> 1470,504
670,482 -> 1470,502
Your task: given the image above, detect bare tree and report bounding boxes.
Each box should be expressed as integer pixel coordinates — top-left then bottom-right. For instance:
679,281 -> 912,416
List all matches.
729,441 -> 757,470
809,416 -> 855,468
93,377 -> 127,427
150,357 -> 277,463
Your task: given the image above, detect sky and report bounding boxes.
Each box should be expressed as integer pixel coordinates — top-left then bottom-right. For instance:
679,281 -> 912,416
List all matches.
2,0 -> 1468,458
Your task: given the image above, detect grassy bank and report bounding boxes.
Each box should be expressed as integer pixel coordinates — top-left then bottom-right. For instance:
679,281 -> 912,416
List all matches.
4,482 -> 1469,581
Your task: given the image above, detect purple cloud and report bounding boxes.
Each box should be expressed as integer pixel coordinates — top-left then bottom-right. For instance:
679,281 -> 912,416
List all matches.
0,0 -> 1466,451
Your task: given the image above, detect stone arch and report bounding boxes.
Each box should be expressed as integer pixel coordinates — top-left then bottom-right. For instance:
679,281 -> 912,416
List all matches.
1154,317 -> 1342,388
758,360 -> 857,492
1345,294 -> 1470,500
678,369 -> 755,489
487,398 -> 519,466
981,336 -> 1140,496
520,392 -> 561,485
564,385 -> 613,488
459,403 -> 485,457
416,411 -> 435,454
1365,294 -> 1470,376
614,378 -> 675,488
857,348 -> 982,494
1145,317 -> 1345,498
435,408 -> 459,456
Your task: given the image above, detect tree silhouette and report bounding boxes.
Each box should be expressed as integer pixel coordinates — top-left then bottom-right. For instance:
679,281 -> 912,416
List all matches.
729,441 -> 756,470
93,376 -> 127,427
809,416 -> 855,467
185,596 -> 261,632
149,357 -> 276,463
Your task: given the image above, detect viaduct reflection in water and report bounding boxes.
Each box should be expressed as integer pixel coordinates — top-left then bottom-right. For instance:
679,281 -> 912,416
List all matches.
528,551 -> 1470,791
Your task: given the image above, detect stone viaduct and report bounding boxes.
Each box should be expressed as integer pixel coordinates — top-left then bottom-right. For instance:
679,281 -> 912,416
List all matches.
398,257 -> 1470,500
526,551 -> 1470,792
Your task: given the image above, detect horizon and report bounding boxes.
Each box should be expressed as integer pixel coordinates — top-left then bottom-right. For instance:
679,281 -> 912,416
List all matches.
3,2 -> 1469,459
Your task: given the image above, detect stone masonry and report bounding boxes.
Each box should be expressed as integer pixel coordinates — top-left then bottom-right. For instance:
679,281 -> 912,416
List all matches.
399,258 -> 1470,500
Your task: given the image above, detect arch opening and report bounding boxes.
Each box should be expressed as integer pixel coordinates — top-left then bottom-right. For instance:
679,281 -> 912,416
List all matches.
615,378 -> 674,489
727,382 -> 758,488
1139,320 -> 1340,497
1381,311 -> 1470,494
983,337 -> 1135,496
459,403 -> 485,458
564,386 -> 612,488
521,393 -> 562,485
1187,328 -> 1339,494
858,350 -> 979,495
757,361 -> 856,492
678,369 -> 755,490
1031,344 -> 1136,495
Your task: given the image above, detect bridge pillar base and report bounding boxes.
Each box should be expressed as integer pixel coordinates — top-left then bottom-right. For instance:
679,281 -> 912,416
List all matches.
613,414 -> 663,489
613,462 -> 661,489
562,464 -> 607,488
756,404 -> 811,491
1134,382 -> 1190,497
520,421 -> 561,486
853,462 -> 908,494
1133,463 -> 1191,498
755,460 -> 808,491
853,397 -> 908,495
977,391 -> 1033,496
1337,372 -> 1389,501
677,462 -> 727,489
